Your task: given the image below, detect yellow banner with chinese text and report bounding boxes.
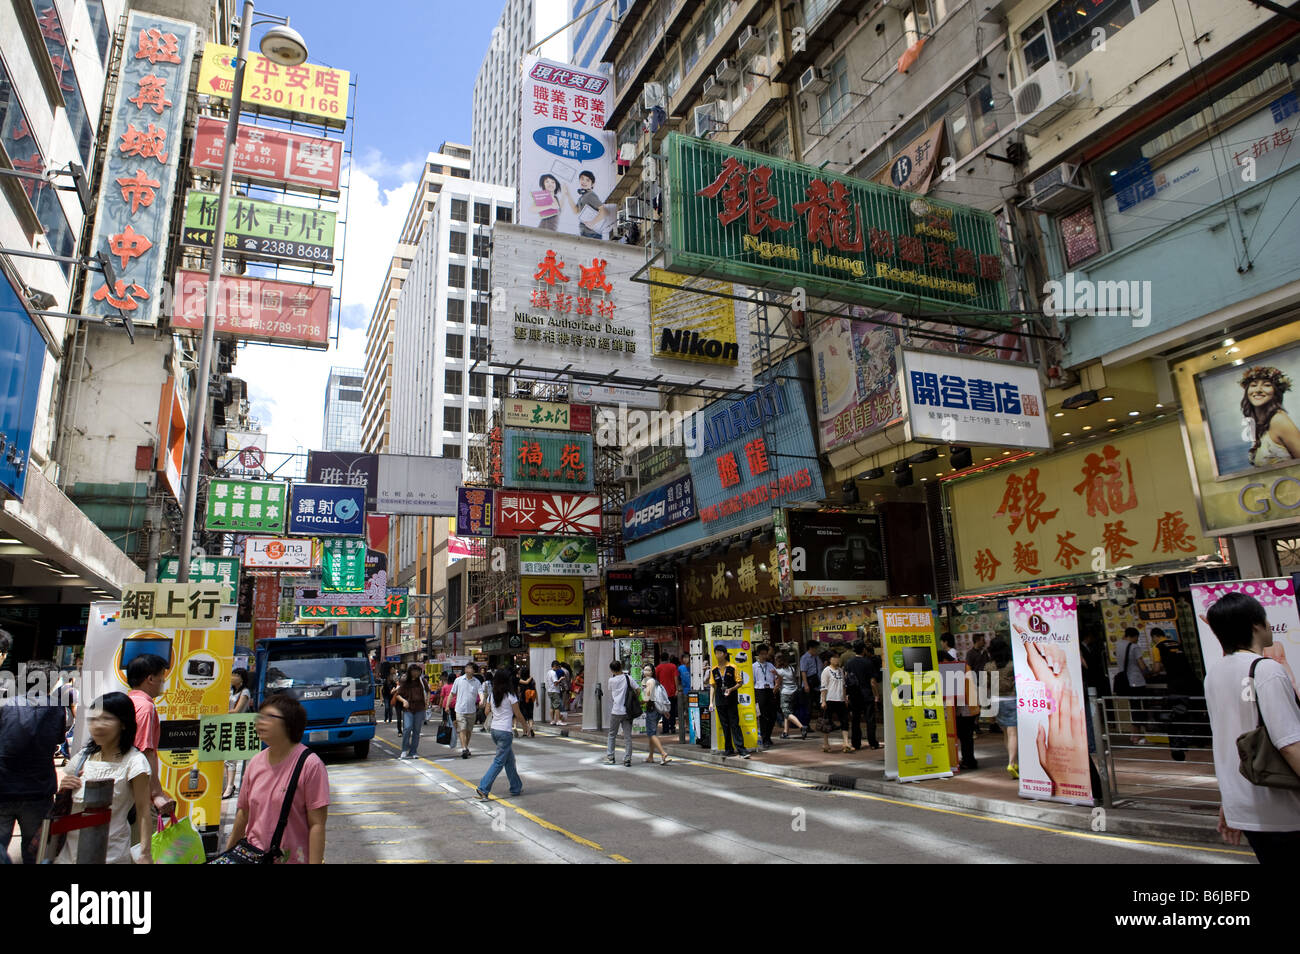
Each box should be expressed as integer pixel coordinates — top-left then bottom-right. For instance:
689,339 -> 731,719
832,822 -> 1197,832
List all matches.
199,43 -> 348,126
949,421 -> 1213,593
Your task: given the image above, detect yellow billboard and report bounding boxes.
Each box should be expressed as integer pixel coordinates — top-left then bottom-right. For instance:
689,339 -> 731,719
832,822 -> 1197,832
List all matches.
878,607 -> 951,781
199,43 -> 349,126
948,420 -> 1215,592
649,267 -> 741,366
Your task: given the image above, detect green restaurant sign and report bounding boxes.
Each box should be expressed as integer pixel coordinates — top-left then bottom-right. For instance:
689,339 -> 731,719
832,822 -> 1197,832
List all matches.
666,133 -> 1009,320
204,479 -> 287,533
321,537 -> 366,593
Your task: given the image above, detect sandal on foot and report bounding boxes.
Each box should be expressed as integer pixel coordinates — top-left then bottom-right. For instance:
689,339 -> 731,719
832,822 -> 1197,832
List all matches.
660,757 -> 672,765
822,743 -> 832,753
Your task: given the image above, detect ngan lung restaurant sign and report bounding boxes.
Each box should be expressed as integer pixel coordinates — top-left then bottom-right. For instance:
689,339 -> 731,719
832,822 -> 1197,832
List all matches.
666,133 -> 1009,321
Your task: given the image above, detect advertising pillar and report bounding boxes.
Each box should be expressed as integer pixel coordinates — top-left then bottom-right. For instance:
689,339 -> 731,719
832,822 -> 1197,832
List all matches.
878,607 -> 952,782
1191,578 -> 1299,689
705,622 -> 758,752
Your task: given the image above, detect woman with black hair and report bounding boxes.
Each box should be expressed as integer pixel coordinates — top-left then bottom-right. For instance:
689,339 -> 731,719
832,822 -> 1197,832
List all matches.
475,670 -> 525,800
516,667 -> 537,738
393,664 -> 427,760
55,692 -> 153,864
1240,366 -> 1300,466
223,668 -> 252,799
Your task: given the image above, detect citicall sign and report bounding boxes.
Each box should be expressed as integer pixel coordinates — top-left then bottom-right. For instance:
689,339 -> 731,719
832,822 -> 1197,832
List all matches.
244,536 -> 312,569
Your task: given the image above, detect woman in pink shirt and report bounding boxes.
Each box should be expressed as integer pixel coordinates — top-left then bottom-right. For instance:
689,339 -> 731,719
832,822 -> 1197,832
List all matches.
225,693 -> 330,864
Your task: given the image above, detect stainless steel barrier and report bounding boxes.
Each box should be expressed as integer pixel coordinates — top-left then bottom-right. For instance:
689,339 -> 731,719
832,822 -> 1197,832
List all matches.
1097,694 -> 1219,812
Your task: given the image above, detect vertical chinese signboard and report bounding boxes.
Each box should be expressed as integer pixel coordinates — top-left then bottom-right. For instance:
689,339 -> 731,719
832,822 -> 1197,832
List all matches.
877,607 -> 952,782
457,487 -> 494,537
82,12 -> 197,327
321,538 -> 366,592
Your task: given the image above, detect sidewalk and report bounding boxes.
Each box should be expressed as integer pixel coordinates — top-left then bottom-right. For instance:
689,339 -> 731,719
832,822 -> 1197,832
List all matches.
539,720 -> 1224,846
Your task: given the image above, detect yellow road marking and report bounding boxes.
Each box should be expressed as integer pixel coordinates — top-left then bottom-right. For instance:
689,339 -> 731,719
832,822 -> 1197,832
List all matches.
464,859 -> 494,863
609,854 -> 631,863
375,859 -> 437,864
331,811 -> 400,817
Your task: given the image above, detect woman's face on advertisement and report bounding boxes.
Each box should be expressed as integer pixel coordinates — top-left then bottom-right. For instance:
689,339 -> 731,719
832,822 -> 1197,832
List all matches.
1247,379 -> 1275,406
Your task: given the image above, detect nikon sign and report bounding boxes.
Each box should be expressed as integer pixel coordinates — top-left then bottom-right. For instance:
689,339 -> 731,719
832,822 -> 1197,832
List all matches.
649,267 -> 741,367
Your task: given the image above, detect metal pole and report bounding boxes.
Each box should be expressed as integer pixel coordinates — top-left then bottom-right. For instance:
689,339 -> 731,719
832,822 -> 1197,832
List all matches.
178,0 -> 254,583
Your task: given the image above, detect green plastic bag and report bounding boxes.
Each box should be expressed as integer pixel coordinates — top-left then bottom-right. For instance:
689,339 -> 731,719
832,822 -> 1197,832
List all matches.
151,815 -> 206,864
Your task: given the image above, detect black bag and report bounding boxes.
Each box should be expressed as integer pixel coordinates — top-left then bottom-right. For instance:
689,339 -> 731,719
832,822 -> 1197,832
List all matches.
210,748 -> 312,864
1112,642 -> 1132,695
436,721 -> 454,746
623,674 -> 643,719
1237,658 -> 1300,790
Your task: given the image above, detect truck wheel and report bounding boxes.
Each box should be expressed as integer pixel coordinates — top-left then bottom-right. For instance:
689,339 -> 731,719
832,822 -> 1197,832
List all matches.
353,740 -> 370,759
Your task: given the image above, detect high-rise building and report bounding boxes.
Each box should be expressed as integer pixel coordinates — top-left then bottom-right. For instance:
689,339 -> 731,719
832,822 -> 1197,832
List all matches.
322,368 -> 365,452
471,0 -> 568,191
569,0 -> 625,70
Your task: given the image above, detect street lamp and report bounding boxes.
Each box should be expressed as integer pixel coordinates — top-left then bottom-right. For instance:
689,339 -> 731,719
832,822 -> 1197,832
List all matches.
176,1 -> 308,583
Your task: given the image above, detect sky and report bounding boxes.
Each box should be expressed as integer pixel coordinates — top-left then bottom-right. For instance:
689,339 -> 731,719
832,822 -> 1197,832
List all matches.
231,1 -> 515,460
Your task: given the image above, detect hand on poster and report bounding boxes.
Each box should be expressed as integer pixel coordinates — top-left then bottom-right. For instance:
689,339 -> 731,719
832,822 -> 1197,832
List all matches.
1034,683 -> 1090,798
1021,637 -> 1070,699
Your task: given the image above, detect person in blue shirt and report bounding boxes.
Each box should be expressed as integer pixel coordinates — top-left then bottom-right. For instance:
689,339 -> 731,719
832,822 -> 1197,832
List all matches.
0,655 -> 68,864
676,656 -> 690,693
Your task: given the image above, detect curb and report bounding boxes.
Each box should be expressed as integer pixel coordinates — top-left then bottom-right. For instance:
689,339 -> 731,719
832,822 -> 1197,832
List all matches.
545,726 -> 1221,846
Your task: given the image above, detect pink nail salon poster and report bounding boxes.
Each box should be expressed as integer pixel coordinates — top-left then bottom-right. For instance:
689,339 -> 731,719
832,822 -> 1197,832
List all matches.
1008,596 -> 1092,806
1190,578 -> 1300,690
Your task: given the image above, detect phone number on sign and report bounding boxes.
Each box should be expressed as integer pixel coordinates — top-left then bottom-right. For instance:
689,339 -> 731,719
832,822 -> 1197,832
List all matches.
247,86 -> 343,114
259,239 -> 332,261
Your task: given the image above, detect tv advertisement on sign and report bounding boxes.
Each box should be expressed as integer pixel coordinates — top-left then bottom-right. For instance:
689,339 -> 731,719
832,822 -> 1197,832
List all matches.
606,569 -> 678,628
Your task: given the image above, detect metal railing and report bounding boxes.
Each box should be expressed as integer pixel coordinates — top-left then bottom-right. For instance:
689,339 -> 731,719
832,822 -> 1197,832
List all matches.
1096,694 -> 1220,813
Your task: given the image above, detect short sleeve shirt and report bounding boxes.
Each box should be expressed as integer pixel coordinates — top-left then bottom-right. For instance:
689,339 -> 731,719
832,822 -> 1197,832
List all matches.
237,744 -> 331,863
128,689 -> 159,754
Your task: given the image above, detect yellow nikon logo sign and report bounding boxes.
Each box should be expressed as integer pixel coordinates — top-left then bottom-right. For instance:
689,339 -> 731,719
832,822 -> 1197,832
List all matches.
649,268 -> 739,367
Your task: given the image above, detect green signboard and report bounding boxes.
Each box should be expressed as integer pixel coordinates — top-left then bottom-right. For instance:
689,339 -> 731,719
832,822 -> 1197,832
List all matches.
182,191 -> 337,267
519,536 -> 599,577
204,479 -> 287,533
665,133 -> 1009,321
504,428 -> 594,491
198,713 -> 261,761
158,556 -> 239,602
321,537 -> 366,592
297,590 -> 408,620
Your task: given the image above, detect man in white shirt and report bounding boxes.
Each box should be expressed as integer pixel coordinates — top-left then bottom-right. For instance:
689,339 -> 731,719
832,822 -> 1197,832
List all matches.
753,645 -> 778,750
1203,591 -> 1300,863
544,660 -> 566,727
604,660 -> 638,766
451,663 -> 483,759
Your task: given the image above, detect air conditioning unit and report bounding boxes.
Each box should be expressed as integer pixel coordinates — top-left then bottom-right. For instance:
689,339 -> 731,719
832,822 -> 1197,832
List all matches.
642,156 -> 658,184
799,66 -> 829,95
642,82 -> 666,111
1012,62 -> 1084,136
702,75 -> 725,101
619,462 -> 636,481
623,196 -> 650,221
715,57 -> 740,83
1026,162 -> 1090,212
738,25 -> 762,56
693,102 -> 722,137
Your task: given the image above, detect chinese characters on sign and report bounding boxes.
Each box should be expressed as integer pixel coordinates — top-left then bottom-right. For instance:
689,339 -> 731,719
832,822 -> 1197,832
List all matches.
297,590 -> 409,620
182,191 -> 337,267
191,116 -> 342,192
622,475 -> 697,543
172,270 -> 330,349
456,487 -> 494,537
157,556 -> 239,602
493,492 -> 602,536
503,429 -> 594,492
502,400 -> 592,432
321,537 -> 366,592
902,349 -> 1049,450
204,479 -> 286,533
121,583 -> 226,628
199,42 -> 349,127
82,12 -> 197,326
198,713 -> 261,760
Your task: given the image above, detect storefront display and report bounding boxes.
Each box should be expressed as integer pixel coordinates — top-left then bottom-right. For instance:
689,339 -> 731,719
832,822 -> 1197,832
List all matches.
878,606 -> 952,782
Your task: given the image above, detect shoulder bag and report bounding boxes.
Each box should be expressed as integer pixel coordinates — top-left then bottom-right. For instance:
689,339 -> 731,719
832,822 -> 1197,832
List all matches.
1237,657 -> 1300,790
1112,642 -> 1131,695
623,674 -> 643,719
210,748 -> 313,864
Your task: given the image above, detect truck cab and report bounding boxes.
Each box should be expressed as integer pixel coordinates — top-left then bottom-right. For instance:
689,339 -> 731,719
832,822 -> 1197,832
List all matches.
254,636 -> 376,759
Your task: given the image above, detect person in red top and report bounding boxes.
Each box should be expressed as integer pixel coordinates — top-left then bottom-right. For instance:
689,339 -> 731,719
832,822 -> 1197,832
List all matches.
655,654 -> 679,734
125,654 -> 175,816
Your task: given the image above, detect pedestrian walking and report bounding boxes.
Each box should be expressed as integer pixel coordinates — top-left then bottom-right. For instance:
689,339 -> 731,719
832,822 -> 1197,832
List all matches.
382,670 -> 397,723
1151,628 -> 1204,761
965,634 -> 989,678
753,644 -> 778,750
451,663 -> 483,759
223,693 -> 330,864
798,641 -> 822,723
939,633 -> 958,661
545,660 -> 566,726
819,652 -> 851,753
517,667 -> 537,738
1202,592 -> 1300,863
419,661 -> 434,726
774,653 -> 807,740
708,647 -> 751,759
654,654 -> 679,734
223,668 -> 252,799
125,653 -> 175,818
393,664 -> 427,759
641,666 -> 673,765
569,667 -> 584,712
54,692 -> 152,864
476,671 -> 525,799
843,641 -> 880,750
604,660 -> 639,766
989,636 -> 1019,778
1,657 -> 68,864
1117,627 -> 1151,744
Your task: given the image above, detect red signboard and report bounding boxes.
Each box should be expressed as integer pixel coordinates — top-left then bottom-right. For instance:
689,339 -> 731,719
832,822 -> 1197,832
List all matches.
253,573 -> 280,646
493,491 -> 602,537
191,116 -> 342,193
172,269 -> 330,348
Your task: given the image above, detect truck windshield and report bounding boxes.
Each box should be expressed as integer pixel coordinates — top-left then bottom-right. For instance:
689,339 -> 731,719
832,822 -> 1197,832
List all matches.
265,650 -> 371,692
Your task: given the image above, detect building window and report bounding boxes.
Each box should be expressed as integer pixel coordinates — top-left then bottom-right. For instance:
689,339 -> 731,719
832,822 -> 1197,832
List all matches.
444,407 -> 462,431
448,264 -> 465,288
493,376 -> 508,398
1020,0 -> 1145,76
763,120 -> 791,161
474,202 -> 491,225
32,0 -> 95,168
945,83 -> 1000,161
471,337 -> 488,360
904,0 -> 947,48
444,444 -> 462,459
445,369 -> 462,393
817,55 -> 851,131
446,298 -> 465,323
85,0 -> 113,67
496,206 -> 512,222
446,333 -> 463,358
451,198 -> 468,221
470,300 -> 488,324
451,167 -> 470,178
472,267 -> 489,291
469,408 -> 487,433
472,234 -> 490,258
449,230 -> 467,255
1059,204 -> 1101,266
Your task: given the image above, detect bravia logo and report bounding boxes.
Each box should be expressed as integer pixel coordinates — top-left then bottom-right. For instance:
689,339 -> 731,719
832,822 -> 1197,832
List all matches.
658,327 -> 740,365
50,885 -> 152,934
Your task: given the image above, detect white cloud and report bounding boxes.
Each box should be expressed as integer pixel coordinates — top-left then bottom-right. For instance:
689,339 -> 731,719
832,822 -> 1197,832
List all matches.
232,163 -> 417,464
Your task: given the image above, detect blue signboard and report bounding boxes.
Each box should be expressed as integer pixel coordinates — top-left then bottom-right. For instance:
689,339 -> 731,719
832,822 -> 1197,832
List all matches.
288,483 -> 366,536
622,474 -> 697,543
0,270 -> 47,499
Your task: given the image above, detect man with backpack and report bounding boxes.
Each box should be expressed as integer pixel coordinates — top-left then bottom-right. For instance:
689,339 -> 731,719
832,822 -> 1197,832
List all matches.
843,641 -> 880,751
603,660 -> 640,766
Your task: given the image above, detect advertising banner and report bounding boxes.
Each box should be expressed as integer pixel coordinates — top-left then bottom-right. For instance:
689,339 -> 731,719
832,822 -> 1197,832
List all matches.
494,491 -> 602,536
82,604 -> 234,835
1008,596 -> 1092,805
198,42 -> 349,127
519,536 -> 598,576
607,569 -> 678,628
788,511 -> 888,600
812,314 -> 904,453
204,479 -> 287,533
198,713 -> 261,761
253,575 -> 280,643
685,357 -> 825,536
242,536 -> 312,570
297,590 -> 408,620
900,349 -> 1050,450
172,270 -> 330,349
680,537 -> 785,625
519,576 -> 585,634
1191,578 -> 1300,690
191,116 -> 342,192
878,606 -> 952,781
321,537 -> 367,592
519,55 -> 616,238
504,429 -> 594,491
705,622 -> 759,752
295,562 -> 388,608
121,583 -> 227,629
157,556 -> 239,602
649,268 -> 743,368
457,487 -> 494,537
636,443 -> 689,488
873,120 -> 945,193
572,382 -> 661,409
449,531 -> 486,562
218,430 -> 268,479
307,451 -> 379,513
489,224 -> 753,392
622,474 -> 697,543
288,483 -> 365,536
666,133 -> 1010,321
182,191 -> 336,267
375,454 -> 460,515
81,12 -> 197,327
503,399 -> 592,432
948,421 -> 1215,593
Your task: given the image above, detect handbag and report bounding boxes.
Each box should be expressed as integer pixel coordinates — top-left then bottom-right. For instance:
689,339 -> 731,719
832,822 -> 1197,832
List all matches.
210,748 -> 312,864
1237,658 -> 1300,790
1112,642 -> 1132,695
436,720 -> 454,746
151,813 -> 206,864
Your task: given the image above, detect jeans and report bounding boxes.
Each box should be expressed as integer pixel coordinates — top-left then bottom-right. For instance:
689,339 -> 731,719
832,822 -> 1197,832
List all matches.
478,729 -> 523,795
716,703 -> 746,754
401,709 -> 423,756
667,696 -> 679,733
0,798 -> 50,865
606,714 -> 634,762
757,688 -> 777,745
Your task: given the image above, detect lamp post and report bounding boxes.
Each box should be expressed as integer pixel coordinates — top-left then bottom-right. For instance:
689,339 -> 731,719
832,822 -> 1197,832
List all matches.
176,2 -> 308,583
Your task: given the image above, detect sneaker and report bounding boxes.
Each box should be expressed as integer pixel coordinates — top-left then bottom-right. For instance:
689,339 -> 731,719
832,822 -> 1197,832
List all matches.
623,759 -> 632,767
740,750 -> 752,759
462,749 -> 471,759
722,751 -> 737,758
603,756 -> 616,765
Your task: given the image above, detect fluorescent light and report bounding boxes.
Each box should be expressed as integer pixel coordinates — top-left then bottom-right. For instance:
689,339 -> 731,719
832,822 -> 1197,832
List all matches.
1128,410 -> 1140,416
